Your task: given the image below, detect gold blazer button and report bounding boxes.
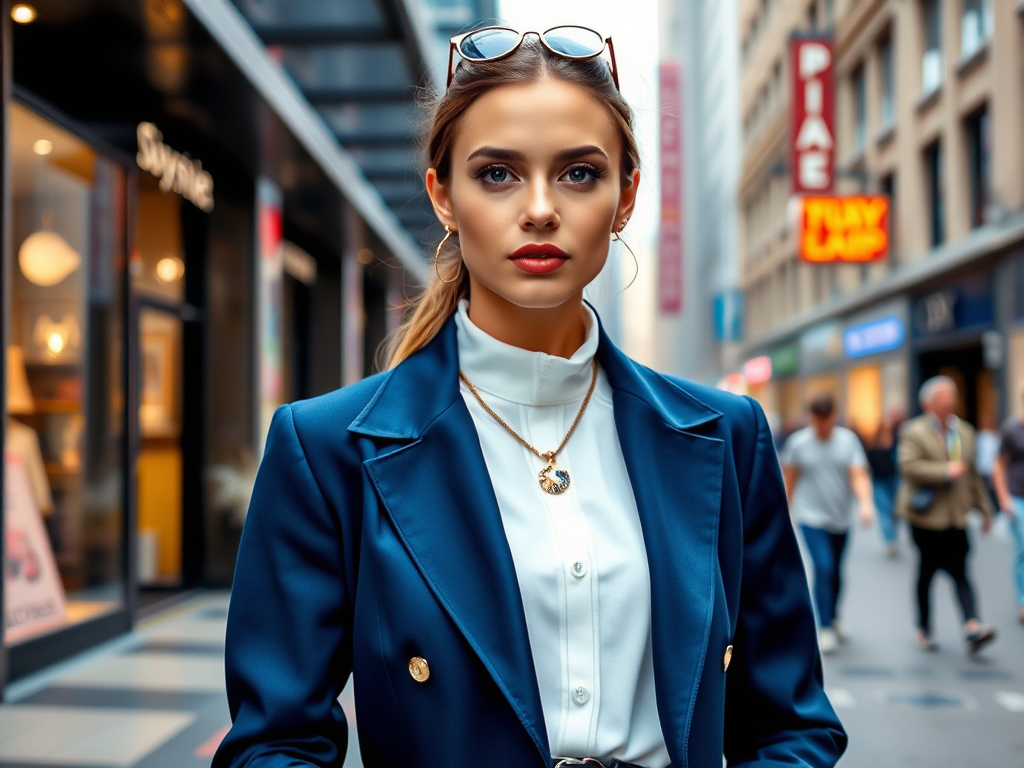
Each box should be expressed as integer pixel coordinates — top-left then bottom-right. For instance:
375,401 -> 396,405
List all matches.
408,656 -> 430,683
723,645 -> 734,672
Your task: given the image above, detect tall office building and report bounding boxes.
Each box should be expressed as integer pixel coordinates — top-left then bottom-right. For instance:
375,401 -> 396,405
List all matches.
658,0 -> 743,382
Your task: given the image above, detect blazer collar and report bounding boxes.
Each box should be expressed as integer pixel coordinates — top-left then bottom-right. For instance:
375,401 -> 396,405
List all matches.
349,309 -> 723,440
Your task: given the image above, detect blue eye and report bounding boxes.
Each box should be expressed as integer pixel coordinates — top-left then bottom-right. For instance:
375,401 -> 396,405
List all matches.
476,165 -> 515,185
563,164 -> 604,185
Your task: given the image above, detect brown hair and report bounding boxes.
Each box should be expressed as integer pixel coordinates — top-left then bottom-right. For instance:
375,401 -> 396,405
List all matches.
809,393 -> 836,419
384,39 -> 641,368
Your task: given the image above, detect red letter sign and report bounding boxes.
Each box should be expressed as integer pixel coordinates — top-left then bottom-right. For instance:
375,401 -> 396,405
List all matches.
659,61 -> 684,315
790,36 -> 835,194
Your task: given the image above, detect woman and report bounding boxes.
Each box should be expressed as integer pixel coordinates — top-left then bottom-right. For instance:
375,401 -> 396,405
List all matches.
214,28 -> 845,768
865,413 -> 900,557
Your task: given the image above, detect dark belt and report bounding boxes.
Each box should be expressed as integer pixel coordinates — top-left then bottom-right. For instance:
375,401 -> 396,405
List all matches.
552,759 -> 652,768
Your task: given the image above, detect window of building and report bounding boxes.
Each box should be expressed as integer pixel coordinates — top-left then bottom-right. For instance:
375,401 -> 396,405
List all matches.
5,103 -> 126,646
922,0 -> 943,93
966,106 -> 992,228
880,171 -> 897,264
961,0 -> 993,58
853,64 -> 867,153
879,34 -> 895,129
825,0 -> 835,27
924,141 -> 945,247
809,0 -> 819,30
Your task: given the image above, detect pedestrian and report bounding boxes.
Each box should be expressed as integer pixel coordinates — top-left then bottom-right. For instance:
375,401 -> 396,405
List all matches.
896,376 -> 997,653
990,387 -> 1024,625
976,415 -> 1001,513
781,393 -> 875,654
865,412 -> 900,557
213,30 -> 845,768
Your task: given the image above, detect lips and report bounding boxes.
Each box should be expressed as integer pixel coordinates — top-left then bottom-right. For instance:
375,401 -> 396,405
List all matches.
509,243 -> 569,275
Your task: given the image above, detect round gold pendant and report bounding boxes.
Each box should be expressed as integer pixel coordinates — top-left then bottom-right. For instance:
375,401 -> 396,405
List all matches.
538,463 -> 571,495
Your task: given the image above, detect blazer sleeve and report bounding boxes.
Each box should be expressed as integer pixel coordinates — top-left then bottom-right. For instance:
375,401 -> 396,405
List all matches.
724,399 -> 847,767
213,404 -> 353,767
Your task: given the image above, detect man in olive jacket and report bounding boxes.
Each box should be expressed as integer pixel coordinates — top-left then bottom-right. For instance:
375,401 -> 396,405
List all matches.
896,375 -> 996,654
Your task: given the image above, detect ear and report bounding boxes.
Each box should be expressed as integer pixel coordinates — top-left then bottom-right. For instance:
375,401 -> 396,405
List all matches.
425,168 -> 457,231
614,169 -> 641,231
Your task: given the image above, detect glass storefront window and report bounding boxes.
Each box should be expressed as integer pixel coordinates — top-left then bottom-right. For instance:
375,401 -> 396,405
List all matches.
5,103 -> 125,645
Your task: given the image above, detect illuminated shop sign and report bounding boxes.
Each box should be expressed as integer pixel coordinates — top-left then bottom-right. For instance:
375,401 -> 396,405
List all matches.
799,195 -> 889,263
743,355 -> 772,385
790,36 -> 835,194
136,122 -> 214,212
843,316 -> 905,358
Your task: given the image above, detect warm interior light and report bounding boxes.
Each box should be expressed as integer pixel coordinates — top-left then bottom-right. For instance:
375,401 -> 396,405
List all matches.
33,314 -> 79,358
33,139 -> 52,156
155,256 -> 185,282
19,230 -> 82,286
11,4 -> 36,24
357,248 -> 375,265
47,332 -> 65,354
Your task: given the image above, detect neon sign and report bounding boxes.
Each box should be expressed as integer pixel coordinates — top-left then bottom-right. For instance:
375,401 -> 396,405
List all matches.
799,195 -> 889,263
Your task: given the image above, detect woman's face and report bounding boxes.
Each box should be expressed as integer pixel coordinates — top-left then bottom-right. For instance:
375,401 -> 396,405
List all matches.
426,78 -> 639,311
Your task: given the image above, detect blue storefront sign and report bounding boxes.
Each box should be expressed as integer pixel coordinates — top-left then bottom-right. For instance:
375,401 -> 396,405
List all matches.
713,289 -> 744,342
843,316 -> 905,358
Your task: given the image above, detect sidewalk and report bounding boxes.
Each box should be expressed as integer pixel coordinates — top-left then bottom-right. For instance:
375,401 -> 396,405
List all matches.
0,594 -> 361,768
817,514 -> 1024,767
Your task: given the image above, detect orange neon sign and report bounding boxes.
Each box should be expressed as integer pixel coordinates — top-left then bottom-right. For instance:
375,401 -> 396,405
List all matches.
799,195 -> 889,263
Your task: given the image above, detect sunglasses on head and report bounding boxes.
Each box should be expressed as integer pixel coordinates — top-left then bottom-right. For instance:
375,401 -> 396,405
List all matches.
447,25 -> 620,91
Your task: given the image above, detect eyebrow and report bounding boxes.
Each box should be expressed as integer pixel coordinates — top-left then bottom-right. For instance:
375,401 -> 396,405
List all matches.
466,145 -> 609,163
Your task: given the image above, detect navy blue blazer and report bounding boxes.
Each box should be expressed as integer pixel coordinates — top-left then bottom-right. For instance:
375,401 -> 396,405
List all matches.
214,314 -> 846,768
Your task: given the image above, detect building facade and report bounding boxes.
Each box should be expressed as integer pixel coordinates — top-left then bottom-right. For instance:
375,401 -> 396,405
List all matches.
0,0 -> 447,690
658,0 -> 743,382
738,0 -> 1024,438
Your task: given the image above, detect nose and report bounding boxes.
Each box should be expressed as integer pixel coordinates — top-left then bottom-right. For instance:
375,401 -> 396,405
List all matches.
519,178 -> 559,231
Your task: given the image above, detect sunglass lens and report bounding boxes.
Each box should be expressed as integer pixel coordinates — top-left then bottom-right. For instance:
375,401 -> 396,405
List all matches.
543,26 -> 604,57
459,28 -> 520,60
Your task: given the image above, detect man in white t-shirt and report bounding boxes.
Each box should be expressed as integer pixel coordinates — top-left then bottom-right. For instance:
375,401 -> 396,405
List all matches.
781,393 -> 875,654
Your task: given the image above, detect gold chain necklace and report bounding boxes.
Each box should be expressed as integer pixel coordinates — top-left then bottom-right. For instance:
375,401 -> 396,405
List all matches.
459,359 -> 599,495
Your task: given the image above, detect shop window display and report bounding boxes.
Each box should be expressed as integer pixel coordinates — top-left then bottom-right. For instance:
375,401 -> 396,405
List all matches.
4,104 -> 125,644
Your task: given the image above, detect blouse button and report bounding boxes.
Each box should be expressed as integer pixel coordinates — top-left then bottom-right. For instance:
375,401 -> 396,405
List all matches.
572,685 -> 591,705
570,560 -> 588,579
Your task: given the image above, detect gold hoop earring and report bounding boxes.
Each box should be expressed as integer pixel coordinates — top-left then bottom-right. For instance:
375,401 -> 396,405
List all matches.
612,230 -> 639,290
434,225 -> 460,284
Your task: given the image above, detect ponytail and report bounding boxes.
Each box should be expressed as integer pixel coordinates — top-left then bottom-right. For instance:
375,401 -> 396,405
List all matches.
383,238 -> 469,368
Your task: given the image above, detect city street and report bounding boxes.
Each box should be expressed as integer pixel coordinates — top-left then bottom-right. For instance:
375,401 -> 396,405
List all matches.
0,514 -> 1020,767
818,514 -> 1024,768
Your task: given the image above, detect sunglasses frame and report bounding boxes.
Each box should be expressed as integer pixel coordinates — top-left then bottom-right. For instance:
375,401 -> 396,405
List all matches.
446,25 -> 620,91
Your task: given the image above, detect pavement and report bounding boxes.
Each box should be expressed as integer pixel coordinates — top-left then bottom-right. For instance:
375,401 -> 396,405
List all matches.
816,513 -> 1024,768
0,515 -> 1019,767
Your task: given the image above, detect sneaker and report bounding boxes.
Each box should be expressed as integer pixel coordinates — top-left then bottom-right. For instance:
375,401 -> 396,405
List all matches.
916,632 -> 939,652
819,628 -> 839,655
966,625 -> 997,655
833,619 -> 849,643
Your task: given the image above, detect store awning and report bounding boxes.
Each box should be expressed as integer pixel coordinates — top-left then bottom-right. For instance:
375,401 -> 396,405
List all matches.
225,0 -> 441,253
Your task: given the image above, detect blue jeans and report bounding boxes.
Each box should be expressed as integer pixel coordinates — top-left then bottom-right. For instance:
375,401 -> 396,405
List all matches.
800,525 -> 849,629
873,476 -> 898,546
1011,499 -> 1024,608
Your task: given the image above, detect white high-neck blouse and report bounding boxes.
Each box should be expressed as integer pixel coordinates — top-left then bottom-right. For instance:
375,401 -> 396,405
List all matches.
454,300 -> 669,767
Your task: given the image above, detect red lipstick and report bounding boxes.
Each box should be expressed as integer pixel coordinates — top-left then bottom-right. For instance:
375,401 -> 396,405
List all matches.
509,243 -> 569,275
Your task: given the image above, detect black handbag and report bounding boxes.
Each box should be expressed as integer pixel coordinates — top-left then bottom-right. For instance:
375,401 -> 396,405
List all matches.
909,485 -> 937,513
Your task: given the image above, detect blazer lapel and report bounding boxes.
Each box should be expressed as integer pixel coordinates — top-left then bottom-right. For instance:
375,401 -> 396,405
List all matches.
598,326 -> 725,767
351,320 -> 550,763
